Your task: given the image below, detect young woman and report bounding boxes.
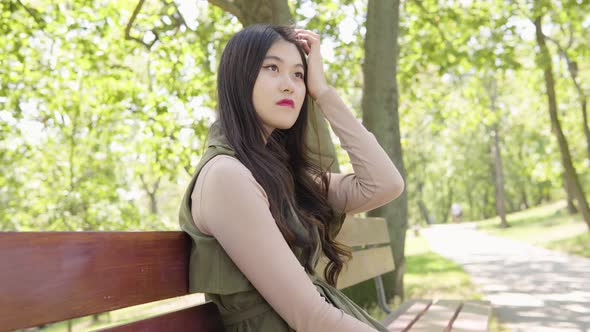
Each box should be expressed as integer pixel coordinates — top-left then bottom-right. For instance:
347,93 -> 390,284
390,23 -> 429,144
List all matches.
179,24 -> 404,331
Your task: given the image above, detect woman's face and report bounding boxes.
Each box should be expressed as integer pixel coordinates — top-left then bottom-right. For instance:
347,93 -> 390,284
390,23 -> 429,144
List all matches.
252,39 -> 306,137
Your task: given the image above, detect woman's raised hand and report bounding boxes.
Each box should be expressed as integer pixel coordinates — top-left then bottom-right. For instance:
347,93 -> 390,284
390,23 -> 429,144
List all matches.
294,29 -> 330,101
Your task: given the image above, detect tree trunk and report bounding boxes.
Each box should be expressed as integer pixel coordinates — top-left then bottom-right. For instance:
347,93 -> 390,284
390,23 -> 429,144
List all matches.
417,182 -> 434,224
563,56 -> 590,163
444,185 -> 453,224
565,173 -> 578,214
363,0 -> 407,302
552,41 -> 590,162
534,14 -> 590,231
516,147 -> 530,209
306,100 -> 342,173
212,0 -> 292,26
492,126 -> 509,229
482,187 -> 490,219
486,77 -> 509,227
417,200 -> 434,225
149,192 -> 158,214
521,189 -> 529,209
466,182 -> 474,219
208,0 -> 341,173
582,99 -> 590,162
139,175 -> 160,215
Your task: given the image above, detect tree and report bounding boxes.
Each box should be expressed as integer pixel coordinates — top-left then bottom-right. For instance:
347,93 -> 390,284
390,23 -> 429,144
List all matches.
533,0 -> 590,230
485,76 -> 509,228
541,0 -> 590,163
363,0 -> 407,302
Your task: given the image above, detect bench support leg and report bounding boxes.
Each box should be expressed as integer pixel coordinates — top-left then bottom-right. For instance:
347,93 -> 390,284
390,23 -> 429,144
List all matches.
374,276 -> 392,315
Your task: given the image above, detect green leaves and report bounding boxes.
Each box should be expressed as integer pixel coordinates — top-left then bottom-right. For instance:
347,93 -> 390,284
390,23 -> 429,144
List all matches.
0,0 -> 237,230
2,0 -> 589,230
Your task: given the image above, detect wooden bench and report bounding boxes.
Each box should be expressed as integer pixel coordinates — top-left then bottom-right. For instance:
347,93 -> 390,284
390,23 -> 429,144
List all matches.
0,232 -> 224,331
382,299 -> 492,332
315,216 -> 492,332
1,216 -> 491,331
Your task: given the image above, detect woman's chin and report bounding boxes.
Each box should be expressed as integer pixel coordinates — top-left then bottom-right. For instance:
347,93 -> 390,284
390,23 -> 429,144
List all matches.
277,125 -> 295,130
273,121 -> 297,130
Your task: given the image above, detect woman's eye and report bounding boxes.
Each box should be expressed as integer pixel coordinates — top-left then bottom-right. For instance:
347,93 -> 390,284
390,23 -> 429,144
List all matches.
265,65 -> 304,79
265,64 -> 278,71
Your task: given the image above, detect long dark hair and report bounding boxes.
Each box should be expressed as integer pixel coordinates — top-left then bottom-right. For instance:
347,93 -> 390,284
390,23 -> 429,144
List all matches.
215,24 -> 351,287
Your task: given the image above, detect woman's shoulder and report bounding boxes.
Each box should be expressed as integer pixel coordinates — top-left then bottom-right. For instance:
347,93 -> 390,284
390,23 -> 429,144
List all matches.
191,154 -> 268,235
202,154 -> 243,172
199,155 -> 254,182
193,154 -> 266,200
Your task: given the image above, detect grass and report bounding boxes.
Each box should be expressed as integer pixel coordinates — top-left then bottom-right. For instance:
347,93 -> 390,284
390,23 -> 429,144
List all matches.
404,235 -> 483,301
546,233 -> 590,257
366,233 -> 508,331
477,200 -> 590,258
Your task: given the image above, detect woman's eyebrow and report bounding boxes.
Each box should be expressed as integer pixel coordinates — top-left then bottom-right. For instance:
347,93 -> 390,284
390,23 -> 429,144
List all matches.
264,55 -> 304,69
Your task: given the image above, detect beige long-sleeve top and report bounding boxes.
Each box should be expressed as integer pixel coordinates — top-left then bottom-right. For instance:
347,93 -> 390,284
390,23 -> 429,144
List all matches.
190,86 -> 404,332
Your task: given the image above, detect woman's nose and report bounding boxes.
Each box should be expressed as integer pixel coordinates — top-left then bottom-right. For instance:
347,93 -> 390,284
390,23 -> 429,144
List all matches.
280,74 -> 296,93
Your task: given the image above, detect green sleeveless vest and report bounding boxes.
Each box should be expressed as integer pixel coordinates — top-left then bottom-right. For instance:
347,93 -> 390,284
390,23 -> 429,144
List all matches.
178,122 -> 389,331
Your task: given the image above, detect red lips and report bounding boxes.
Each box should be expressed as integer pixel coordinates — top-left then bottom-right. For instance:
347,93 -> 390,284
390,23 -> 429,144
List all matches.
276,99 -> 295,108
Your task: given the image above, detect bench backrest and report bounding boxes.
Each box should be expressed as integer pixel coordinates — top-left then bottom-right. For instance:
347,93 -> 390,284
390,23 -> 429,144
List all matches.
315,216 -> 394,289
0,232 -> 223,331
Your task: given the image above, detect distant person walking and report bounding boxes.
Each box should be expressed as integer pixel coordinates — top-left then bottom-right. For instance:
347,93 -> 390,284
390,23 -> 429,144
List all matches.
451,203 -> 462,223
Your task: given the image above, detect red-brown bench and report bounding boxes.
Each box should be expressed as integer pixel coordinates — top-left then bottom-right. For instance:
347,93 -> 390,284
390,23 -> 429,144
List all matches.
0,232 -> 224,331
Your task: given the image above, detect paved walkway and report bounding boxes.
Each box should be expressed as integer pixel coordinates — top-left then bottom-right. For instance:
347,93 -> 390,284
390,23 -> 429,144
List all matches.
421,223 -> 590,332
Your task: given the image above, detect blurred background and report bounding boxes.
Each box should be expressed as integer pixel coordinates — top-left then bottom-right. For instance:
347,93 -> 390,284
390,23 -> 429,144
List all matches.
2,0 -> 589,331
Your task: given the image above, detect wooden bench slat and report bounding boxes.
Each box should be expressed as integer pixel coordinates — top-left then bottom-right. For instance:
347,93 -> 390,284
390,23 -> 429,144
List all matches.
450,301 -> 491,332
314,216 -> 395,290
410,300 -> 462,332
384,300 -> 432,332
338,246 -> 395,289
93,302 -> 224,332
315,245 -> 395,289
0,232 -> 191,330
337,216 -> 390,247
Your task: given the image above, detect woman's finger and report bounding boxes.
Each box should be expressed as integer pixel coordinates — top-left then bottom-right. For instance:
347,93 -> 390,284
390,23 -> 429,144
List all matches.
296,38 -> 310,54
295,31 -> 319,41
295,33 -> 319,49
294,29 -> 320,39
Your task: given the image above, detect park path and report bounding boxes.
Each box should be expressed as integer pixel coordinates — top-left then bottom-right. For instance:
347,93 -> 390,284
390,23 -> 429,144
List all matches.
421,223 -> 590,332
